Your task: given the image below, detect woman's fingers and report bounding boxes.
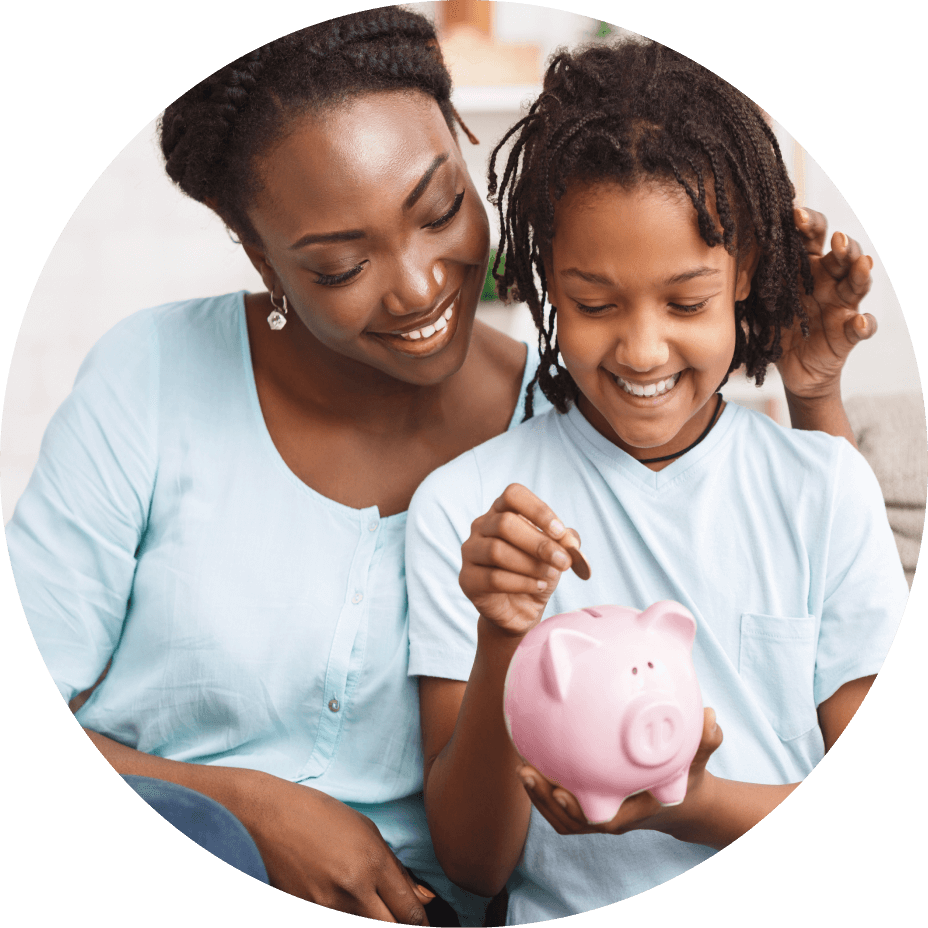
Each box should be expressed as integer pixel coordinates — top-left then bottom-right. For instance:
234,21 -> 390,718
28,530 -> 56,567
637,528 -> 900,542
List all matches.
794,206 -> 828,256
845,311 -> 878,344
374,862 -> 431,925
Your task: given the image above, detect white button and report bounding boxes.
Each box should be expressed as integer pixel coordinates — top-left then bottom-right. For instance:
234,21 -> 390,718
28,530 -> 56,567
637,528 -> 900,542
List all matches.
368,520 -> 379,532
351,591 -> 363,604
328,698 -> 340,712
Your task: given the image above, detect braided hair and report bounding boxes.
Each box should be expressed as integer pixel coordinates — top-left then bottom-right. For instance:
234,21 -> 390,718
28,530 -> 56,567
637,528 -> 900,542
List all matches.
159,6 -> 475,244
488,39 -> 813,417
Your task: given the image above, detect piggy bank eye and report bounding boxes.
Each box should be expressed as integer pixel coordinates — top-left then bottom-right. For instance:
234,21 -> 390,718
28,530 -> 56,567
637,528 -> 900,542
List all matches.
647,662 -> 654,669
631,667 -> 638,675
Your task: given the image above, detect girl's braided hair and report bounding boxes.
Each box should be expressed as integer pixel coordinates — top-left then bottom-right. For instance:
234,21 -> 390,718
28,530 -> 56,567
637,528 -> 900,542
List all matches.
159,6 -> 474,244
488,38 -> 813,417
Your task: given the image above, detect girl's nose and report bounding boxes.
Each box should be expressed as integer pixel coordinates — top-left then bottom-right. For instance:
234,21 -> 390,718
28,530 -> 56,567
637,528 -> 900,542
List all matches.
614,310 -> 670,372
382,254 -> 446,317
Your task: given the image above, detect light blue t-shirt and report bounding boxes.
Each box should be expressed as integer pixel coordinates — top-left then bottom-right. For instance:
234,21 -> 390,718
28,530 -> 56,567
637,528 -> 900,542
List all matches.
6,291 -> 545,923
406,401 -> 907,924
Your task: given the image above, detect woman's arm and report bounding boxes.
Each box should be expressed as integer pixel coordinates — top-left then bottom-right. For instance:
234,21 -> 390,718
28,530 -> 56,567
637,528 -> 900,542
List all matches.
85,728 -> 433,923
780,208 -> 877,447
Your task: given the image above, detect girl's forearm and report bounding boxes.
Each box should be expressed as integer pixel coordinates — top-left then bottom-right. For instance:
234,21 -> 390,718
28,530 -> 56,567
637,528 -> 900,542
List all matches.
659,772 -> 800,850
424,619 -> 532,897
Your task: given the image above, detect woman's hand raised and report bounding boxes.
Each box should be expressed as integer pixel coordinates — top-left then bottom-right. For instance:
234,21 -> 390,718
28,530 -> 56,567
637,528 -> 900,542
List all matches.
778,207 -> 876,400
459,483 -> 584,637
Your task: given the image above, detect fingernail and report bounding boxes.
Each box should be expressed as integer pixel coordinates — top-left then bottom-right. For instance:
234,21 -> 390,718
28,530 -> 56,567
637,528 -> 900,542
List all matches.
521,775 -> 536,790
838,232 -> 848,249
537,579 -> 548,591
549,519 -> 565,537
417,885 -> 436,899
552,551 -> 570,569
546,566 -> 559,580
797,208 -> 809,224
555,795 -> 567,809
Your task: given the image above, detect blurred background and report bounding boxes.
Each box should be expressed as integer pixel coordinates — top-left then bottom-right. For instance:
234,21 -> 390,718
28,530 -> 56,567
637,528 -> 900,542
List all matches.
2,1 -> 923,576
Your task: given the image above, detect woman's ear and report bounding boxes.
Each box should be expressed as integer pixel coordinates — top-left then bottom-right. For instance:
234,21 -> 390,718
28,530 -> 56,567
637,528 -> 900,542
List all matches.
734,244 -> 761,302
242,241 -> 280,295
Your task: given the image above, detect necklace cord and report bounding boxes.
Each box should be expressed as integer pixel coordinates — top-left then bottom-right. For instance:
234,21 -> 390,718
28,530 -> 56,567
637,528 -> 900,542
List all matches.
637,393 -> 724,465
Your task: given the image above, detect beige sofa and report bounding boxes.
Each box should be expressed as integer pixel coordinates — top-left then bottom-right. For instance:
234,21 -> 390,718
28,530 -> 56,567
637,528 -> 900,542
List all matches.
846,392 -> 927,588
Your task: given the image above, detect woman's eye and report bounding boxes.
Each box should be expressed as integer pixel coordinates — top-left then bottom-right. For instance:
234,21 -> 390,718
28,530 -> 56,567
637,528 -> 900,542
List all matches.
427,191 -> 465,229
314,263 -> 366,287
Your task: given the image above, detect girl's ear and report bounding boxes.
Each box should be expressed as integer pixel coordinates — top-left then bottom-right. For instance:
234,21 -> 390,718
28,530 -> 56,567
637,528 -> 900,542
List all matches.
734,245 -> 761,302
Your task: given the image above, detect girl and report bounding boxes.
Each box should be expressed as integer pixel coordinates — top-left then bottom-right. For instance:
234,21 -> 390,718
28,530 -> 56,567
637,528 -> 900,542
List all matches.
406,38 -> 907,923
7,8 -> 876,924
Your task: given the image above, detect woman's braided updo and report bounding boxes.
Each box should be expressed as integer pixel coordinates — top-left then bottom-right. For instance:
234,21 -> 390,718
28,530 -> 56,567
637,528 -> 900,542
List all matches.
488,38 -> 813,417
159,6 -> 471,244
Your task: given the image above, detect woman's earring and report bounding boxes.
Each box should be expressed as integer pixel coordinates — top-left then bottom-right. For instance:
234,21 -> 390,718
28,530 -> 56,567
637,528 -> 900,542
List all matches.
267,293 -> 288,331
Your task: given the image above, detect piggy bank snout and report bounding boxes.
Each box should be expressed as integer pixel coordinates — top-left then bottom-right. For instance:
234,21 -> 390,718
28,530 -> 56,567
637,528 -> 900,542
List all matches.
621,697 -> 687,768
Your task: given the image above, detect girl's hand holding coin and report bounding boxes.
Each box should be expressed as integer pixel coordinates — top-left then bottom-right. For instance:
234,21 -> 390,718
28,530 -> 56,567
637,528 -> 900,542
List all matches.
459,483 -> 590,637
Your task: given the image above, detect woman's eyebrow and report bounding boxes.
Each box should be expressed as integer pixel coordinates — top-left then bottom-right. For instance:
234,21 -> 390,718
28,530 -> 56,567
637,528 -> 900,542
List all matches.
288,154 -> 451,250
404,153 -> 450,210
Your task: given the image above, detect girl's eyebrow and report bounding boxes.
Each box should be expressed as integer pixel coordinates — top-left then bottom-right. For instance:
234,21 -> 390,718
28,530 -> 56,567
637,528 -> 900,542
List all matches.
560,266 -> 722,287
289,153 -> 451,250
663,267 -> 721,285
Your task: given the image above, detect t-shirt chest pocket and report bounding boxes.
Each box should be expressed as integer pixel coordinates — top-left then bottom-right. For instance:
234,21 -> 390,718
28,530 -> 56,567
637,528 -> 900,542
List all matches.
739,613 -> 818,741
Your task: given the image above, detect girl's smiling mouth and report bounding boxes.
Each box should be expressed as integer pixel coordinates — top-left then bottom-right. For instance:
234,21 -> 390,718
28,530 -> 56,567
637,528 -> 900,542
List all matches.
613,370 -> 683,399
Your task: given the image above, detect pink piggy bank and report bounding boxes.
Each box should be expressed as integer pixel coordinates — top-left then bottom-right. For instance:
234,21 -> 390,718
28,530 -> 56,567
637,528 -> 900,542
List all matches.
503,601 -> 703,824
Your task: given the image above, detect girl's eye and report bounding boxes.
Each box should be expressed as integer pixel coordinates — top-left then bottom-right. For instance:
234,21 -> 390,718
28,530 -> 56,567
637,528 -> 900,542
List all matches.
427,191 -> 465,230
574,301 -> 613,315
314,262 -> 366,287
670,299 -> 709,314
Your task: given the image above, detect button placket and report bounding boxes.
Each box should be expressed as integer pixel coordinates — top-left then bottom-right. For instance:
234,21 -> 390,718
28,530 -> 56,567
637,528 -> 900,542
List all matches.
297,506 -> 381,781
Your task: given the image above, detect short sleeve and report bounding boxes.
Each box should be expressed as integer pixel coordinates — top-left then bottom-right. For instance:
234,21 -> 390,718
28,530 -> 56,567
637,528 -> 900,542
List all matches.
814,440 -> 909,706
5,311 -> 159,702
406,451 -> 485,682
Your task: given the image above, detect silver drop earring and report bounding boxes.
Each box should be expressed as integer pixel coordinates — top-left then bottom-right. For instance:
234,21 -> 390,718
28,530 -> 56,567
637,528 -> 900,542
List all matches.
267,293 -> 288,331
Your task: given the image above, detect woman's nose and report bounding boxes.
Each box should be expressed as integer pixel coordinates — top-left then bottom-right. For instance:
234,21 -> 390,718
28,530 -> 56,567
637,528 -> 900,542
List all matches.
614,310 -> 670,372
382,253 -> 446,317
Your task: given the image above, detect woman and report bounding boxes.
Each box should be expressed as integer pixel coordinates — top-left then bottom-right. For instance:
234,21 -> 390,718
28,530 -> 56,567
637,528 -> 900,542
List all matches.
6,7 -> 876,924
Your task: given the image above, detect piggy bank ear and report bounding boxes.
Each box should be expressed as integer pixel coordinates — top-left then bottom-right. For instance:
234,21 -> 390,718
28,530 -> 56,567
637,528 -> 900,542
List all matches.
541,628 -> 601,702
638,600 -> 697,650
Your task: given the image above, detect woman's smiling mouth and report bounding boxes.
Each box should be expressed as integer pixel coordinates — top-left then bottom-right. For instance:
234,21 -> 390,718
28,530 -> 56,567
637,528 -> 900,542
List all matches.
371,293 -> 461,357
397,303 -> 454,340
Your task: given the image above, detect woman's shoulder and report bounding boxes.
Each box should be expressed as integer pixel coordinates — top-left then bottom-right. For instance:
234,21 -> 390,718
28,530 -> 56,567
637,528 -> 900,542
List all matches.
80,291 -> 247,380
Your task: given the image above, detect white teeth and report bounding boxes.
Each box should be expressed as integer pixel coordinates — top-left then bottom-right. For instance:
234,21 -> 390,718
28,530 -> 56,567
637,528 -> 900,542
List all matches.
616,371 -> 681,397
398,299 -> 456,340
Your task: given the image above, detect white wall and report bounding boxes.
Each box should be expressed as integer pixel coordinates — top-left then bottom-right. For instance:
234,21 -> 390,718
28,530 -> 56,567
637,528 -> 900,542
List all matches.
1,5 -> 920,524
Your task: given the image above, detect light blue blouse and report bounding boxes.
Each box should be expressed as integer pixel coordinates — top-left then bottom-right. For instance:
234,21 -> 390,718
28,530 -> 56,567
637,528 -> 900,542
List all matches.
7,291 -> 543,916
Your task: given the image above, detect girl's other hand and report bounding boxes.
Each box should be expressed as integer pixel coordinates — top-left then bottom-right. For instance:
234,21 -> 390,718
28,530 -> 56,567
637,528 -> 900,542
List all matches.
459,483 -> 581,637
515,707 -> 723,840
777,207 -> 876,400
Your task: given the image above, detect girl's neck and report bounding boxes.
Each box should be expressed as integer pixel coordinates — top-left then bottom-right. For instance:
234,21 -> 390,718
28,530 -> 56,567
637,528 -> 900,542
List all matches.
576,392 -> 726,471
